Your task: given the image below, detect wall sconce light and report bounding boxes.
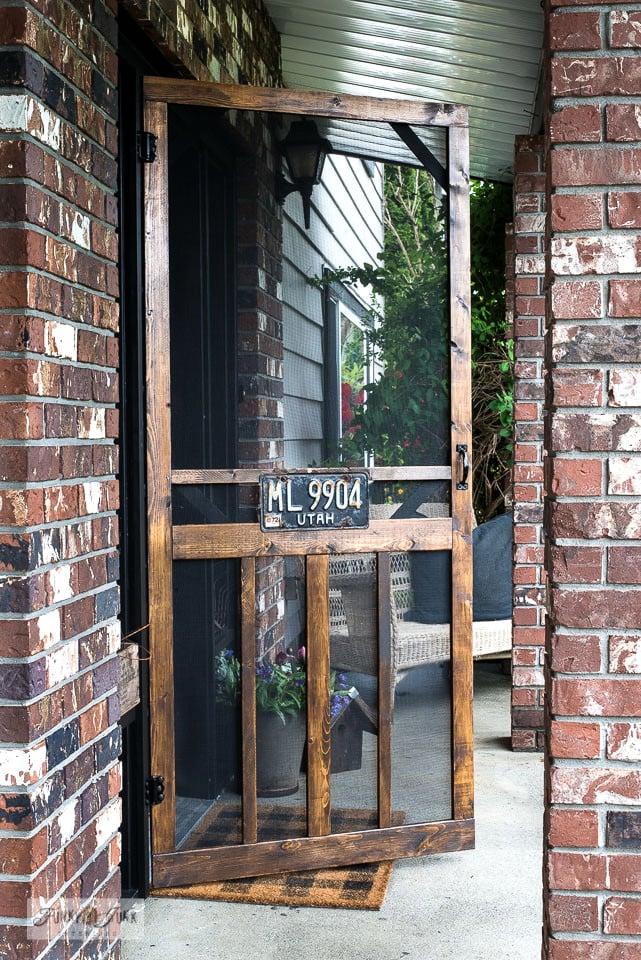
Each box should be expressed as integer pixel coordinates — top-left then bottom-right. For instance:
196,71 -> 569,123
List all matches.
276,119 -> 332,229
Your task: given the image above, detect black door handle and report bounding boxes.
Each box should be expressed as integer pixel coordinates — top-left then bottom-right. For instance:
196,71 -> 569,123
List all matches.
456,444 -> 469,490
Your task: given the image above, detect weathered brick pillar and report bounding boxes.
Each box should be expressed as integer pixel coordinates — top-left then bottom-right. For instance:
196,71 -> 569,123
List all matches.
545,3 -> 641,955
512,135 -> 547,751
0,3 -> 122,957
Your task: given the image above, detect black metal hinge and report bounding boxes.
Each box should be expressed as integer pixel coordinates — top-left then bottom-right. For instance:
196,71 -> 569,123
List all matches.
137,131 -> 158,163
145,775 -> 165,805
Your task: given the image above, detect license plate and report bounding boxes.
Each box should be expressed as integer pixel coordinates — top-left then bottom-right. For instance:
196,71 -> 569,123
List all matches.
260,473 -> 369,531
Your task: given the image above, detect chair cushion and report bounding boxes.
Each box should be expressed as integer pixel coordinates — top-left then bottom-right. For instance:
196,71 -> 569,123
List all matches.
395,503 -> 512,624
404,549 -> 452,624
473,512 -> 512,621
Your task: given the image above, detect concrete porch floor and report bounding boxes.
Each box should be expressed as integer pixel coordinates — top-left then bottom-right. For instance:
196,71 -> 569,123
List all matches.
123,662 -> 544,960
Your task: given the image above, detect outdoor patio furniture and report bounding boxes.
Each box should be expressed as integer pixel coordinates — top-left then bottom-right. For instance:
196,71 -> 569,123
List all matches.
328,504 -> 512,692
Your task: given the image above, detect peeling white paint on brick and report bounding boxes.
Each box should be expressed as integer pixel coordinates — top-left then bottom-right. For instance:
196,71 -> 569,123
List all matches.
95,798 -> 122,849
609,370 -> 641,407
0,742 -> 46,786
46,641 -> 79,687
609,723 -> 641,761
49,564 -> 73,603
552,236 -> 641,275
40,530 -> 61,565
66,211 -> 91,249
83,481 -> 102,515
38,608 -> 61,649
107,621 -> 121,654
608,458 -> 641,495
45,320 -> 77,360
26,98 -> 61,151
0,94 -> 29,132
78,408 -> 106,439
54,801 -> 77,845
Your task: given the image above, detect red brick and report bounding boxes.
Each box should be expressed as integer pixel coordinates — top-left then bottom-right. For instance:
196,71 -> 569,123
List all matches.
552,146 -> 641,187
551,368 -> 604,406
548,457 -> 603,497
608,546 -> 641,584
548,894 -> 599,932
610,636 -> 641,675
513,647 -> 538,667
550,545 -> 603,584
609,279 -> 641,318
608,191 -> 641,229
552,56 -> 641,98
551,194 -> 604,232
548,808 -> 599,848
549,851 -> 607,890
552,766 -> 641,805
607,104 -> 641,142
607,722 -> 641,761
551,278 -> 604,320
604,896 -> 641,934
550,720 -> 601,759
611,11 -> 641,49
552,634 -> 602,674
550,104 -> 602,144
608,854 -> 641,892
549,10 -> 602,50
513,625 -> 545,646
550,944 -> 641,960
553,678 -> 641,717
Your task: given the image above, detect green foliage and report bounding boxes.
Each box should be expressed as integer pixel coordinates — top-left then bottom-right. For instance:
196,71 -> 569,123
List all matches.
314,168 -> 513,517
469,179 -> 514,519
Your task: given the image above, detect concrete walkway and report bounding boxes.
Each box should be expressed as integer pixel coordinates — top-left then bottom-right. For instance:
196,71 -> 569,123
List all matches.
123,663 -> 544,960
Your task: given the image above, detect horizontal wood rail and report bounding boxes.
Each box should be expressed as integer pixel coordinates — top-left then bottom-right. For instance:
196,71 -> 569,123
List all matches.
153,819 -> 475,887
144,77 -> 468,128
172,518 -> 452,560
171,466 -> 452,485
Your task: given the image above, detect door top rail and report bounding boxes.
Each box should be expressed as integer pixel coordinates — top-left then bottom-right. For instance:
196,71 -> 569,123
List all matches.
144,78 -> 469,129
171,466 -> 452,485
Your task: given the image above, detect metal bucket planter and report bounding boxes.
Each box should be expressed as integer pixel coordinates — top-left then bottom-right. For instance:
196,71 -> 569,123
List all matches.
256,710 -> 307,797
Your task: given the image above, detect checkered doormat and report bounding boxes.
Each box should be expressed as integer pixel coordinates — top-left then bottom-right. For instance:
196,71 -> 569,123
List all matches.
153,804 -> 400,910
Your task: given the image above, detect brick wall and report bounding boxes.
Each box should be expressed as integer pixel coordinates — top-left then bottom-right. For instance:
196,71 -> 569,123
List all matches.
0,0 -> 282,957
512,135 -> 547,751
0,1 -> 122,957
544,2 -> 641,955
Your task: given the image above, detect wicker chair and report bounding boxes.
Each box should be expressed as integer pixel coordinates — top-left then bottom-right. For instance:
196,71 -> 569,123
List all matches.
328,504 -> 512,693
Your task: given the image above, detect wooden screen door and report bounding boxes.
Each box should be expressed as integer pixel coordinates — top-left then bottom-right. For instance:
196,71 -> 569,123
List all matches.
143,78 -> 474,889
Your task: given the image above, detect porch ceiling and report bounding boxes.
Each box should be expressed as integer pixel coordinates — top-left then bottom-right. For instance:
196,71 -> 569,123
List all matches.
263,0 -> 544,183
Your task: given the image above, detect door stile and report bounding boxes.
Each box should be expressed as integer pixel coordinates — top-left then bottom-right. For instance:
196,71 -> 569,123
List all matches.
448,122 -> 474,823
240,557 -> 258,844
143,98 -> 176,853
306,555 -> 332,836
376,553 -> 393,828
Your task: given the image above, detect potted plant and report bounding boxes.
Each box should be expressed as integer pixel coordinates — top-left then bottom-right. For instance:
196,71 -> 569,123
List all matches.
215,647 -> 355,796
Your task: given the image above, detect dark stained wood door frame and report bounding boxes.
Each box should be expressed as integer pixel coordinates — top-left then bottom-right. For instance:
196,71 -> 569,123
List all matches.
144,79 -> 473,888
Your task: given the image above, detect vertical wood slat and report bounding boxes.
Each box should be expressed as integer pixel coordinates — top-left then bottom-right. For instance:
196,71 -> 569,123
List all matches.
144,99 -> 176,854
241,558 -> 257,844
447,122 -> 475,823
377,554 -> 393,828
306,555 -> 332,836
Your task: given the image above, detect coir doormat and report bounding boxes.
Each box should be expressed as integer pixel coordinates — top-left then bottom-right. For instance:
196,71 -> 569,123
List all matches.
153,803 -> 401,910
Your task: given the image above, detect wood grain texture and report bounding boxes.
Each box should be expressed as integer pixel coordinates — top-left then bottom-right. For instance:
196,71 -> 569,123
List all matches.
172,518 -> 452,559
306,555 -> 332,837
171,466 -> 451,485
144,77 -> 468,128
152,819 -> 475,886
144,99 -> 176,854
447,122 -> 475,823
241,558 -> 257,844
377,554 -> 393,828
